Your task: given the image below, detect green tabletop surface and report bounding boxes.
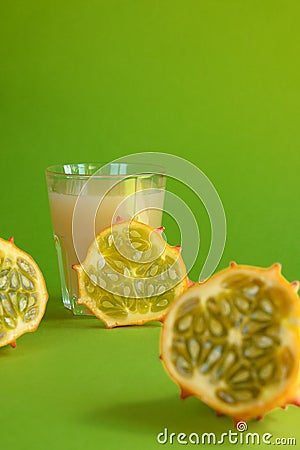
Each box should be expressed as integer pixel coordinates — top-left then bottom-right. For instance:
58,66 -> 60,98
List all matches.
1,1 -> 300,449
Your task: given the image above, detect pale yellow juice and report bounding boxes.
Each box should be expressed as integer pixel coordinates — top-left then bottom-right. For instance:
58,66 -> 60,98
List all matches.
48,187 -> 164,312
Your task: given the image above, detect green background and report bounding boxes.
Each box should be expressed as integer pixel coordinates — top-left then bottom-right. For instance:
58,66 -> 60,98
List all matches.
1,1 -> 299,449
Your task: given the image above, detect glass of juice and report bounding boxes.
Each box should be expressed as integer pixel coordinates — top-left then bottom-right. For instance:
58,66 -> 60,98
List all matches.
46,162 -> 166,315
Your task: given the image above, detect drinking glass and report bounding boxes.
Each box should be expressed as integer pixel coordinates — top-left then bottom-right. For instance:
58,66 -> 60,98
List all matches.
46,163 -> 166,315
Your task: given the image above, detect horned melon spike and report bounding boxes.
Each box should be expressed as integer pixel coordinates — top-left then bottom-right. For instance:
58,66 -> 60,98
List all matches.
173,245 -> 182,252
155,227 -> 165,235
289,398 -> 300,407
180,388 -> 193,400
160,263 -> 300,423
291,281 -> 300,292
271,262 -> 282,271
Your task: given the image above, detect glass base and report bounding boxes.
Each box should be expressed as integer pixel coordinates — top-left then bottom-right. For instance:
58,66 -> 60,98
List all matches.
54,234 -> 92,316
63,294 -> 93,316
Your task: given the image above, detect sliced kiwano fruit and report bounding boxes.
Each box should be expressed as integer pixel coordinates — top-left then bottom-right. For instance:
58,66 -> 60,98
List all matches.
73,220 -> 188,328
160,263 -> 300,423
0,237 -> 48,348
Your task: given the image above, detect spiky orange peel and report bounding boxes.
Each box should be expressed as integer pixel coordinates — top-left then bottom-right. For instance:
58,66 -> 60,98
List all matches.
160,263 -> 300,424
0,237 -> 48,348
73,220 -> 188,328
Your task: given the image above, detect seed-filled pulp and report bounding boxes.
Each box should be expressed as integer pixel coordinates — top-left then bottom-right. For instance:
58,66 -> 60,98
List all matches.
0,238 -> 48,347
161,264 -> 300,421
74,221 -> 188,328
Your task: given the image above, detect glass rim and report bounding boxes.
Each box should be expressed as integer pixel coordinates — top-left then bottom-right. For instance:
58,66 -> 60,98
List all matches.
45,162 -> 166,179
